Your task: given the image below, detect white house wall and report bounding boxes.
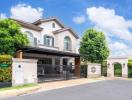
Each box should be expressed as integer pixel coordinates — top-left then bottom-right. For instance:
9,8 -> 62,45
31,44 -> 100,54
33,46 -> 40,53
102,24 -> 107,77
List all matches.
55,30 -> 78,53
39,29 -> 55,45
38,21 -> 62,31
21,27 -> 41,44
38,21 -> 62,45
20,20 -> 78,53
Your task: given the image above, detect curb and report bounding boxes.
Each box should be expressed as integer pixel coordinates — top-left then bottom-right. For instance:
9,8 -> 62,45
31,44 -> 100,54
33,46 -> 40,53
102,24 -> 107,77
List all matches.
0,86 -> 41,99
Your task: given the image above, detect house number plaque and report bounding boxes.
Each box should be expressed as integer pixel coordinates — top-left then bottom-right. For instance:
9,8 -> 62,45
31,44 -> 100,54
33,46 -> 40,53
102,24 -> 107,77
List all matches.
91,67 -> 96,73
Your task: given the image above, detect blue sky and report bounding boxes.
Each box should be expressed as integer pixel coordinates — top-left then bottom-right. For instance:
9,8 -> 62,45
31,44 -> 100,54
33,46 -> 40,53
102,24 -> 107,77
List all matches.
0,0 -> 132,57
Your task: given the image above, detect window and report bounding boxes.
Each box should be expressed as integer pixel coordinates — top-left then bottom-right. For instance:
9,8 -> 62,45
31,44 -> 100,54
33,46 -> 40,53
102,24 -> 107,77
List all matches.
44,35 -> 54,47
43,58 -> 52,65
64,36 -> 71,51
25,31 -> 34,46
52,23 -> 55,28
38,58 -> 52,64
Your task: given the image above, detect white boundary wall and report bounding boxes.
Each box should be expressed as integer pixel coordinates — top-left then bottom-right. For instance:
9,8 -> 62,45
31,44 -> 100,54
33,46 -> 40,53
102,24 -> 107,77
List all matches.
107,57 -> 128,78
12,58 -> 38,86
87,63 -> 101,78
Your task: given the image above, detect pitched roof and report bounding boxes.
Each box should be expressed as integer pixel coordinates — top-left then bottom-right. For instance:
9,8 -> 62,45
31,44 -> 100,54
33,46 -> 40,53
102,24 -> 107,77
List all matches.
33,17 -> 65,28
53,28 -> 79,39
10,18 -> 43,31
10,18 -> 79,39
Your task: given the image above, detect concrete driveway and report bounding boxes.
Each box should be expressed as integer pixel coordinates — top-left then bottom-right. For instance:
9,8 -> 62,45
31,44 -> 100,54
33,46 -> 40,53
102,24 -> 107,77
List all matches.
2,80 -> 132,100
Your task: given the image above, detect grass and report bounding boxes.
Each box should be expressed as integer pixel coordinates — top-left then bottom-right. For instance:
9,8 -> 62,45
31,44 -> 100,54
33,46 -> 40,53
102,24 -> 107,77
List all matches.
0,83 -> 38,91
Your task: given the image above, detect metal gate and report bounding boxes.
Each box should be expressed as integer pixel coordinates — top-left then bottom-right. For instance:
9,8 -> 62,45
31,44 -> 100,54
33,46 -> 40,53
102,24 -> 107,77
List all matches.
80,65 -> 87,78
37,64 -> 76,83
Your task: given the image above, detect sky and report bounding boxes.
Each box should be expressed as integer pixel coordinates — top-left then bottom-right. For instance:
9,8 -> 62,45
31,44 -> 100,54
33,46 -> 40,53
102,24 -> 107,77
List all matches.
0,0 -> 132,57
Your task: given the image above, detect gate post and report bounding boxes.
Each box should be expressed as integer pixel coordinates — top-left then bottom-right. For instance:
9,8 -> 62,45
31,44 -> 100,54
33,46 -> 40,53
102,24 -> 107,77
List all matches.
12,58 -> 38,86
16,50 -> 23,59
122,63 -> 128,78
75,57 -> 80,77
87,63 -> 101,78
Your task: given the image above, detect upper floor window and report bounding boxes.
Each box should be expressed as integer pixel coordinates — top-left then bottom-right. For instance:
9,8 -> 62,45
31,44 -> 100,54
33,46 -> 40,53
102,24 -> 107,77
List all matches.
44,35 -> 54,47
64,36 -> 71,51
52,23 -> 55,28
25,31 -> 34,46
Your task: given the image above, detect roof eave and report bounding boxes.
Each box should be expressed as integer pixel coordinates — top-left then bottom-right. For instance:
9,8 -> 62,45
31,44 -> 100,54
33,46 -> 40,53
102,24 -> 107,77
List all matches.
18,46 -> 80,57
33,18 -> 65,28
10,18 -> 43,32
53,28 -> 79,39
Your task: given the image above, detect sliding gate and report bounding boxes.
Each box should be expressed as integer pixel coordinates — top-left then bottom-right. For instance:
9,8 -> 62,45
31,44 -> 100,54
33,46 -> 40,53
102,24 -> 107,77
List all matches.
37,64 -> 76,83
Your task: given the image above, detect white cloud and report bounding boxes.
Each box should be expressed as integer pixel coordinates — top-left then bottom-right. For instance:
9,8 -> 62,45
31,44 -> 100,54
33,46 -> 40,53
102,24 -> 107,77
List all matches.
86,7 -> 132,41
86,7 -> 132,57
10,3 -> 44,22
72,16 -> 85,24
0,13 -> 7,19
109,42 -> 128,51
109,41 -> 132,57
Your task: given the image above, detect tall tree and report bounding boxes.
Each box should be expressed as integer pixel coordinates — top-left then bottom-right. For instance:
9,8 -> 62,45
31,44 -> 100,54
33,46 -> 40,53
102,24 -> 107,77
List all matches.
0,19 -> 29,56
79,28 -> 109,63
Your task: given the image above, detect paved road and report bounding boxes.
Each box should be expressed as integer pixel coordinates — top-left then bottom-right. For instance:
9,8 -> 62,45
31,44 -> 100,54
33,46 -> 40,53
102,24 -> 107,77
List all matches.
2,80 -> 132,100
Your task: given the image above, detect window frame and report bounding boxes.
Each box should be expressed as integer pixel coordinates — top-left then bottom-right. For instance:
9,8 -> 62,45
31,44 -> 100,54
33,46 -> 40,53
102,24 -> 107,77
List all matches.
64,36 -> 72,51
25,31 -> 34,46
52,23 -> 55,28
44,35 -> 54,47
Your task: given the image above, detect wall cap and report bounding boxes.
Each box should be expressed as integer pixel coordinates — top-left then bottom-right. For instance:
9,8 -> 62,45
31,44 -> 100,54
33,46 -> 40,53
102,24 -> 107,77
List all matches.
87,63 -> 101,66
12,58 -> 38,63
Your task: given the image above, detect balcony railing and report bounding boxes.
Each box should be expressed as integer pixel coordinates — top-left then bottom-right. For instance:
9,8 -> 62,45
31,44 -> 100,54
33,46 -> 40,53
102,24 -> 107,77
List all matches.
37,44 -> 59,50
31,43 -> 76,53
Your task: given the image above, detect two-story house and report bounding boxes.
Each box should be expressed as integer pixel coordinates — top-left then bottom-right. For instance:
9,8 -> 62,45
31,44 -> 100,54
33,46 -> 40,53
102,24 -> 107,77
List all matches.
12,17 -> 80,82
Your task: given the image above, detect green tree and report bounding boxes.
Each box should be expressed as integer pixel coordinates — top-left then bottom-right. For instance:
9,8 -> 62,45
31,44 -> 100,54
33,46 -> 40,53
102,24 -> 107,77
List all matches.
79,28 -> 109,63
0,19 -> 29,56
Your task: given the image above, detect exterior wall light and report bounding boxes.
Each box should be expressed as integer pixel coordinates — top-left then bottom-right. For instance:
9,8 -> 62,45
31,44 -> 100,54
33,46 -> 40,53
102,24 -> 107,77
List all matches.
123,63 -> 125,68
107,63 -> 110,69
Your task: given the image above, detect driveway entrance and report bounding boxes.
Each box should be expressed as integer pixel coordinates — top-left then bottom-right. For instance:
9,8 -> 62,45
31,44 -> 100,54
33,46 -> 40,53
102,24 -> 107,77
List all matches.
37,64 -> 77,82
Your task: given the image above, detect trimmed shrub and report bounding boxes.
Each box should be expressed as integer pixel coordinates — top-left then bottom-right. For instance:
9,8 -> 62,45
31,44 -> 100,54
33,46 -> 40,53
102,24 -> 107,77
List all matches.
0,67 -> 12,82
0,55 -> 12,82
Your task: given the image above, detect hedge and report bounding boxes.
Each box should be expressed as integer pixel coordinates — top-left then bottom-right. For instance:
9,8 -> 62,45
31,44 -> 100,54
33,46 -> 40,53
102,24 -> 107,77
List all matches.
0,55 -> 12,61
0,55 -> 12,82
0,67 -> 12,82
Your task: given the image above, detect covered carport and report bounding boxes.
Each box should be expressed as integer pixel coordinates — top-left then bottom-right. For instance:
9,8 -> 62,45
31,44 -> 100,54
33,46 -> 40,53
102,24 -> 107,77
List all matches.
16,47 -> 80,82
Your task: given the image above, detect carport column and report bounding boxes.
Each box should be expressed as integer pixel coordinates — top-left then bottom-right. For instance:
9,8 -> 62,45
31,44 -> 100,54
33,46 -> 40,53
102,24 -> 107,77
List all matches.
75,57 -> 80,77
122,63 -> 128,78
60,57 -> 63,72
16,50 -> 23,59
52,57 -> 55,68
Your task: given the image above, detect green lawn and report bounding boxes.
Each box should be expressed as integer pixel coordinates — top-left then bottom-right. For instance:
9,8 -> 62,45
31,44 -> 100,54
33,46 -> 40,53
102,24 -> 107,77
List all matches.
0,83 -> 38,91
